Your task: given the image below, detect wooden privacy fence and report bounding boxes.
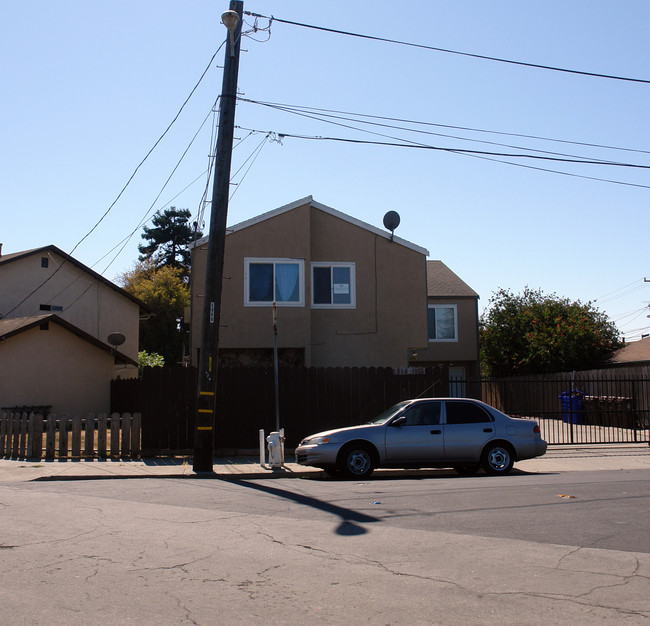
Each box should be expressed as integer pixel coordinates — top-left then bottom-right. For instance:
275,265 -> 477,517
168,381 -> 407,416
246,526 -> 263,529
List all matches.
0,412 -> 141,460
111,365 -> 447,453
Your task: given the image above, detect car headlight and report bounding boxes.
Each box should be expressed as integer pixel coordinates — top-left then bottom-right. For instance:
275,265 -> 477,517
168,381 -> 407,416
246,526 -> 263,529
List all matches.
303,435 -> 330,445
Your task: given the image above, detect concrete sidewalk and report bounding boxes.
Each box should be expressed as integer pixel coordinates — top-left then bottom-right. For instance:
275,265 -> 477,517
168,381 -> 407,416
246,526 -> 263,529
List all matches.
0,443 -> 648,481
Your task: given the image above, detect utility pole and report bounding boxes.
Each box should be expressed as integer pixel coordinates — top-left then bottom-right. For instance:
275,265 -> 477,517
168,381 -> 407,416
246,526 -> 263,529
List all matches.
193,1 -> 243,472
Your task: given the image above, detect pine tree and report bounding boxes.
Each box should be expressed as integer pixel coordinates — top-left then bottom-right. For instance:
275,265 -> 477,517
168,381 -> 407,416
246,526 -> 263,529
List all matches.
138,207 -> 202,277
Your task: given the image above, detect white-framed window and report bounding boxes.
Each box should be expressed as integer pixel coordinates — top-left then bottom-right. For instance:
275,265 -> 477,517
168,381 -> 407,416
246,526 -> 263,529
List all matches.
244,258 -> 305,307
428,304 -> 457,341
311,262 -> 356,309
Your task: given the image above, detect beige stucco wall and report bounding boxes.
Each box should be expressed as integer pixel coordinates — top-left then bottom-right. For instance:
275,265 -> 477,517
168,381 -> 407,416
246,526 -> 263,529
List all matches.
191,202 -> 429,368
1,252 -> 140,362
416,297 -> 480,363
0,323 -> 114,415
308,209 -> 428,367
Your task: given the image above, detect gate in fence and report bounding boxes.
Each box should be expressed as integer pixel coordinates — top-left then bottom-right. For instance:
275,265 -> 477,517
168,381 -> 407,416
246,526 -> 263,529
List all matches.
0,412 -> 141,460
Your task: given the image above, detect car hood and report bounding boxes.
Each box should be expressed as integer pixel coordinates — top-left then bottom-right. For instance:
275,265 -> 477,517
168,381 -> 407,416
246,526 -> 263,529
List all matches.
302,423 -> 378,440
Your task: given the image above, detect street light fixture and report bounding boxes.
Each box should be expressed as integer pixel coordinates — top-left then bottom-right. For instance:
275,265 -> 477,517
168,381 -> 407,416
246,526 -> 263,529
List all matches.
221,10 -> 240,55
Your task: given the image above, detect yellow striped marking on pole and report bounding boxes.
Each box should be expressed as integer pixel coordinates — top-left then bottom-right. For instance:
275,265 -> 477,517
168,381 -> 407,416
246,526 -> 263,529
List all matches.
200,391 -> 215,396
197,426 -> 213,431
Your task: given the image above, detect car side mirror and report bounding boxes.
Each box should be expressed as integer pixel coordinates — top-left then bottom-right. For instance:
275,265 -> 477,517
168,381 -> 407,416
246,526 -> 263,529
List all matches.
391,416 -> 407,427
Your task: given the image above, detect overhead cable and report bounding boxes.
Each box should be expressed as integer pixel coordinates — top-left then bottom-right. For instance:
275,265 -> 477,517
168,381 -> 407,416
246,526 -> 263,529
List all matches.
70,41 -> 226,257
245,12 -> 650,85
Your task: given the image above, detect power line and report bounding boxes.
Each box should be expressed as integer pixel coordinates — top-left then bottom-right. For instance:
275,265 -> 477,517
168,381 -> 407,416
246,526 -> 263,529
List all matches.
245,12 -> 650,85
240,97 -> 650,166
240,98 -> 650,157
70,42 -> 226,257
97,99 -> 219,275
244,130 -> 650,170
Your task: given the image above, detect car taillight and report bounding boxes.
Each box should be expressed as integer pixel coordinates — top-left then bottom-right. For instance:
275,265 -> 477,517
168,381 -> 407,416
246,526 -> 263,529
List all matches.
533,424 -> 540,433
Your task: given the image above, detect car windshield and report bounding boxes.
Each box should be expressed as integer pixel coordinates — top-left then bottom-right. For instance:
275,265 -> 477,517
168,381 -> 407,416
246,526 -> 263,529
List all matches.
366,401 -> 411,425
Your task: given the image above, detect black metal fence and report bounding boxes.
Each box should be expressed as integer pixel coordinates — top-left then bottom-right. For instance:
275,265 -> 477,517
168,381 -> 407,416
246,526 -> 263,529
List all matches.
471,369 -> 650,445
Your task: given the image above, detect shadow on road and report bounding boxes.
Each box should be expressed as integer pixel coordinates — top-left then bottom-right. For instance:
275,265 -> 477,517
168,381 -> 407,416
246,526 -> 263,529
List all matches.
236,479 -> 380,536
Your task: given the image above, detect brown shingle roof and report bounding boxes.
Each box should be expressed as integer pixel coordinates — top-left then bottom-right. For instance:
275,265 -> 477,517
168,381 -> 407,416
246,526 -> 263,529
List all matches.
610,336 -> 650,364
427,260 -> 478,298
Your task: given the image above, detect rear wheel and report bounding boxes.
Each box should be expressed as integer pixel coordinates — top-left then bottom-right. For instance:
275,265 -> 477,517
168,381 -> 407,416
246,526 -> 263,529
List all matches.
338,444 -> 376,479
482,443 -> 514,475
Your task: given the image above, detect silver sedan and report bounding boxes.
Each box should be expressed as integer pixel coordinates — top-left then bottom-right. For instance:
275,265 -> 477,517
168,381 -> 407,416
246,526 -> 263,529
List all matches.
295,398 -> 547,478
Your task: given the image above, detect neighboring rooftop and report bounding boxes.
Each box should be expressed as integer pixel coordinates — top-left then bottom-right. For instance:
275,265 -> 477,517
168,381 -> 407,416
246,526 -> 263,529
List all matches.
0,245 -> 150,314
427,260 -> 479,298
610,336 -> 650,365
0,314 -> 136,366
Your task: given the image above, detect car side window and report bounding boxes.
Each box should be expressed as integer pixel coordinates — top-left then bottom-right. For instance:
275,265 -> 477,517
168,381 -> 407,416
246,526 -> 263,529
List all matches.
445,401 -> 492,424
400,402 -> 441,426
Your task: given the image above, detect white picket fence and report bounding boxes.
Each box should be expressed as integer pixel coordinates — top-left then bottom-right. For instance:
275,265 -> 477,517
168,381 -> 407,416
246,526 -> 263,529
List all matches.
0,412 -> 141,460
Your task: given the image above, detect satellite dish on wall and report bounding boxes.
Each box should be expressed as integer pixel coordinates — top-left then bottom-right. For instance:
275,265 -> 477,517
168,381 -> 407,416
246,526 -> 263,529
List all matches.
383,211 -> 401,241
107,332 -> 126,347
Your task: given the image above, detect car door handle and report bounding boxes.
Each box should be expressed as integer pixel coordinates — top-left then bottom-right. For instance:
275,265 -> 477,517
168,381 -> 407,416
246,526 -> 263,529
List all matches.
430,429 -> 441,435
483,428 -> 493,433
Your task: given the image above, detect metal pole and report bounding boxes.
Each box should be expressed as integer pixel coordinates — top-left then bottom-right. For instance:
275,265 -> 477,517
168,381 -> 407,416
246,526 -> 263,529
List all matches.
273,302 -> 280,432
193,1 -> 243,473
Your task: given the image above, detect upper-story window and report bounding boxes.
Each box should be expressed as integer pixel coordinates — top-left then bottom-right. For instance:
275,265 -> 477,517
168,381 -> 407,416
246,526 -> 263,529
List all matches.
311,262 -> 356,309
244,258 -> 304,306
428,304 -> 457,341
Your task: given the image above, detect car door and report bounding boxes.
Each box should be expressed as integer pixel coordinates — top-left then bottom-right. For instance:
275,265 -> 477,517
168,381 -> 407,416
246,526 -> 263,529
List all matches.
384,401 -> 444,462
442,400 -> 495,461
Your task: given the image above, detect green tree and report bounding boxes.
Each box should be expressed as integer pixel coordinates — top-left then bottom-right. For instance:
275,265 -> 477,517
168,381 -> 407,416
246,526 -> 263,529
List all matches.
138,350 -> 165,374
480,287 -> 622,377
119,261 -> 190,366
138,207 -> 202,276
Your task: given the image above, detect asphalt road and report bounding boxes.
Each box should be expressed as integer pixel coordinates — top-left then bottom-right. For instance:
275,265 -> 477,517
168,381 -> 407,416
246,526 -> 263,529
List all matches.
1,469 -> 649,624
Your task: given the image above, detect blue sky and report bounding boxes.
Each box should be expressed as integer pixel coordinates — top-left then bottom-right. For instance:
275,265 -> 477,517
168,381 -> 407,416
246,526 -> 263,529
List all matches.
3,1 -> 650,339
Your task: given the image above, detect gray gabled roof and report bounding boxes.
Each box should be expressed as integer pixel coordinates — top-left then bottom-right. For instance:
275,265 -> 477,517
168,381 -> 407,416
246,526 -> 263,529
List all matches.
191,196 -> 430,257
0,314 -> 137,366
427,260 -> 479,298
0,245 -> 151,314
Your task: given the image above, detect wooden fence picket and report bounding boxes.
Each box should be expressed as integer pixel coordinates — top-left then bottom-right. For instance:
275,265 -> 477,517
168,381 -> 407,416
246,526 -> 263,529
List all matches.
12,415 -> 20,458
58,415 -> 69,459
71,414 -> 82,458
121,413 -> 131,457
110,413 -> 120,457
29,413 -> 42,460
45,414 -> 56,459
84,414 -> 95,458
97,414 -> 108,458
19,414 -> 28,458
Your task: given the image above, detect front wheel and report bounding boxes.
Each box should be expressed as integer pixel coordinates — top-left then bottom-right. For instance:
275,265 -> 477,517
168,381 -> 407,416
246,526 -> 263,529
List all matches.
339,445 -> 375,479
482,443 -> 514,475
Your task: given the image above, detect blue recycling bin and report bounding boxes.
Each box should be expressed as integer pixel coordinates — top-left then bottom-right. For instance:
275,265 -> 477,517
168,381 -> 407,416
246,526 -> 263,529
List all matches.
559,390 -> 584,424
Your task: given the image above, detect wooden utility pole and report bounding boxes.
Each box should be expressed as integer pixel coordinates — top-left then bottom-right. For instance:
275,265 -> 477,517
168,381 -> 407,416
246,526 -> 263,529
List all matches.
193,1 -> 243,472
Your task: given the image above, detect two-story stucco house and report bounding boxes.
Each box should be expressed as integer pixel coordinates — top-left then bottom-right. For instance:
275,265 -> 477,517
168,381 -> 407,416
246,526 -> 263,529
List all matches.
0,245 -> 146,415
412,260 -> 481,394
190,197 -> 432,368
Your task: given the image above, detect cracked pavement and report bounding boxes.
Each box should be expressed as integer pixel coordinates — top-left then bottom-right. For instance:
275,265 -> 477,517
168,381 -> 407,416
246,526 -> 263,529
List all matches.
0,467 -> 649,624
